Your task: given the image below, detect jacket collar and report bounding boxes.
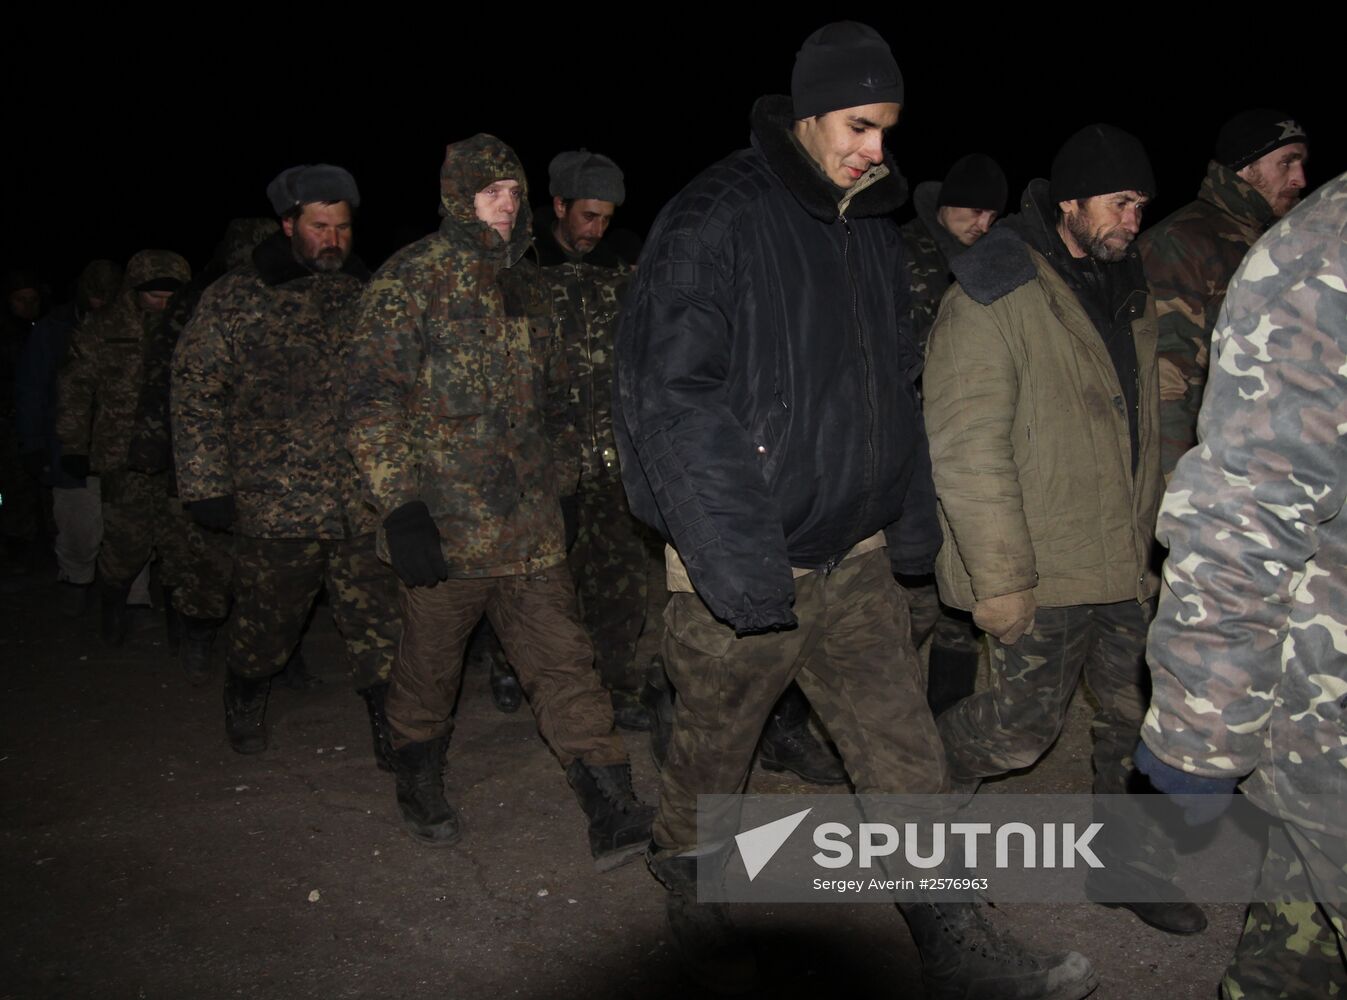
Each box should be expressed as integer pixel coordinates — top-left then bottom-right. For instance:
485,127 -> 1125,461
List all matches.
1197,159 -> 1277,233
749,94 -> 908,222
252,231 -> 370,287
530,210 -> 625,268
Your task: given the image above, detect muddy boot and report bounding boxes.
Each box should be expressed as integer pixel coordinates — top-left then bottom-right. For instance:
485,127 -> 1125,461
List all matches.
223,670 -> 270,754
391,736 -> 461,846
162,586 -> 183,652
359,682 -> 395,773
641,656 -> 675,770
900,900 -> 1098,1000
649,850 -> 760,995
611,688 -> 652,732
180,615 -> 222,687
99,580 -> 132,647
927,643 -> 980,719
488,655 -> 522,714
275,649 -> 323,691
565,759 -> 656,872
758,684 -> 848,785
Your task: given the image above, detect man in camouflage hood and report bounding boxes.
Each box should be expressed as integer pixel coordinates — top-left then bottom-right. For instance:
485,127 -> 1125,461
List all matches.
58,249 -> 192,644
1140,110 -> 1309,476
172,166 -> 400,767
346,134 -> 653,870
1141,169 -> 1347,998
130,219 -> 276,684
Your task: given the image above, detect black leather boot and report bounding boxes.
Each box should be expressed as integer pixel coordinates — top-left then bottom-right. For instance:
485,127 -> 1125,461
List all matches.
99,580 -> 132,647
565,760 -> 656,871
359,683 -> 395,773
648,849 -> 761,995
758,684 -> 848,785
900,900 -> 1098,1000
180,615 -> 222,687
488,655 -> 523,714
610,688 -> 652,732
223,670 -> 270,754
641,656 -> 675,770
391,736 -> 461,846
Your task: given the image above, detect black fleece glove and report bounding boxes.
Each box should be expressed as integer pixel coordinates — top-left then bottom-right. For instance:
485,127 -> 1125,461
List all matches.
383,500 -> 449,587
188,495 -> 236,532
60,454 -> 90,481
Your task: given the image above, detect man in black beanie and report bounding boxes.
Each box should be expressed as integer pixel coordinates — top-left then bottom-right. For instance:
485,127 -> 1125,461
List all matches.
1140,109 -> 1309,475
616,22 -> 1096,999
925,125 -> 1205,936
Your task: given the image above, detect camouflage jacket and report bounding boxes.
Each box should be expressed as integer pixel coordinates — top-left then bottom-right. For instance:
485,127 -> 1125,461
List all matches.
346,134 -> 575,578
171,233 -> 373,539
1143,172 -> 1347,835
1138,161 -> 1276,476
530,214 -> 632,488
57,250 -> 191,475
900,180 -> 968,355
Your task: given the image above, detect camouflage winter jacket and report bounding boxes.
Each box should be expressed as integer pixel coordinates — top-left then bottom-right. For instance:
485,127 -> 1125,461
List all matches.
1138,161 -> 1276,476
171,233 -> 372,539
1143,172 -> 1347,835
57,250 -> 191,475
900,180 -> 968,355
925,181 -> 1162,611
346,134 -> 575,578
530,214 -> 631,488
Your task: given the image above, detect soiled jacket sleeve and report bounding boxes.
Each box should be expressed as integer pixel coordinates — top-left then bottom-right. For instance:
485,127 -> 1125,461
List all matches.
344,267 -> 424,517
615,224 -> 795,635
1143,217 -> 1347,778
170,284 -> 236,504
923,288 -> 1037,600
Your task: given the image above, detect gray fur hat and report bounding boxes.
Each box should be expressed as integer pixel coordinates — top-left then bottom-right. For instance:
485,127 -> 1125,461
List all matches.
547,150 -> 625,205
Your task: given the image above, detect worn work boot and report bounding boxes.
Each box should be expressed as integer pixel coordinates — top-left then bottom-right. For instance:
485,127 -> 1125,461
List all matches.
391,736 -> 461,846
901,900 -> 1098,1000
926,643 -> 981,719
162,586 -> 183,652
649,850 -> 761,995
611,688 -> 652,732
565,759 -> 656,872
641,656 -> 675,770
359,682 -> 395,773
1084,868 -> 1207,935
488,655 -> 523,714
757,684 -> 848,785
180,615 -> 222,687
99,580 -> 132,647
223,670 -> 270,754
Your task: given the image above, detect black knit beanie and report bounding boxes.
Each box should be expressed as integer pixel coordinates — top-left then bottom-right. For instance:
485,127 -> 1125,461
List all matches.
791,21 -> 903,119
1050,124 -> 1155,203
938,154 -> 1007,212
1215,109 -> 1308,171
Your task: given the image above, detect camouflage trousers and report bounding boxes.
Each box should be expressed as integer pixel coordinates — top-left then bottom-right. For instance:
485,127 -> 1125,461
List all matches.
937,600 -> 1173,873
1223,822 -> 1347,998
387,569 -> 626,768
653,548 -> 947,859
224,533 -> 398,691
566,477 -> 650,695
174,520 -> 233,620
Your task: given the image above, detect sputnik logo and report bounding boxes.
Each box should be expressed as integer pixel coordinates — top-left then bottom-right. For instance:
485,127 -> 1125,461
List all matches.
734,808 -> 812,881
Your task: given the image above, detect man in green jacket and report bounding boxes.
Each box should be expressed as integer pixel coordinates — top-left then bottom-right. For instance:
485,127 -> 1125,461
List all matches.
925,124 -> 1203,936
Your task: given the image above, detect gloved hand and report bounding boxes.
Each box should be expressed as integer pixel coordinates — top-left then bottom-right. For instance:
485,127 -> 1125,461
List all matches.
1135,740 -> 1240,826
60,454 -> 91,481
126,434 -> 170,474
973,588 -> 1036,645
384,500 -> 449,587
188,495 -> 236,532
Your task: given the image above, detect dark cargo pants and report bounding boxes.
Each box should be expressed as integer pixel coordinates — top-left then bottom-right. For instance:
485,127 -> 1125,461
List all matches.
224,532 -> 397,690
387,568 -> 626,767
654,547 -> 948,858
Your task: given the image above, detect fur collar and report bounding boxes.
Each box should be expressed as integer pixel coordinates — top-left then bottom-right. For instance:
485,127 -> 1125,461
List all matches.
749,95 -> 908,222
252,231 -> 370,287
530,211 -> 625,269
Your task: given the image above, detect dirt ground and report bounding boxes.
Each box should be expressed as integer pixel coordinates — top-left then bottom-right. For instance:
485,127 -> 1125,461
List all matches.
1,565 -> 1244,1000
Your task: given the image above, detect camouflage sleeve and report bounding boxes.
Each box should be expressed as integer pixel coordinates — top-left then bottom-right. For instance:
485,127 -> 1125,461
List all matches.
540,306 -> 581,497
170,284 -> 236,503
344,268 -> 424,517
1142,230 -> 1220,477
1144,190 -> 1347,778
55,316 -> 98,458
923,289 -> 1037,599
134,289 -> 197,450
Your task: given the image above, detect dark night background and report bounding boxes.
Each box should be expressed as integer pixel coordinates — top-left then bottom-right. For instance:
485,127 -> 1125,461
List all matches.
5,14 -> 1343,292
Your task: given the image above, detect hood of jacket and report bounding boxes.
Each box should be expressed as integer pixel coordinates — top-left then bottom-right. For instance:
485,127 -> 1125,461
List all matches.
438,133 -> 532,265
1197,159 -> 1278,233
251,230 -> 370,287
218,218 -> 281,271
749,95 -> 908,222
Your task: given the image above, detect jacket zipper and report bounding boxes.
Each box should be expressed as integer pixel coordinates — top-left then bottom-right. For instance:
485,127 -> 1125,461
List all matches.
841,215 -> 877,521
